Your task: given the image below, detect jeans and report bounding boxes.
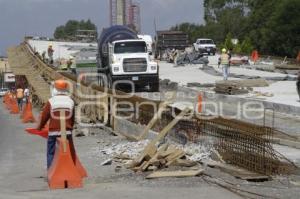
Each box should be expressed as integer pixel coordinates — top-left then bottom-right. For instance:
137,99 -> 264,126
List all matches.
297,81 -> 300,100
222,65 -> 229,80
47,134 -> 75,169
17,98 -> 23,111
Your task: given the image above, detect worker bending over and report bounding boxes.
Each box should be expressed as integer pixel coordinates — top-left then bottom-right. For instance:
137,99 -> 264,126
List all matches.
37,79 -> 76,169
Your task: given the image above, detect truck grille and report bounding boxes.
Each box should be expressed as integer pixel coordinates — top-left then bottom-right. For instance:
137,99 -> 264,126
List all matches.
123,58 -> 147,72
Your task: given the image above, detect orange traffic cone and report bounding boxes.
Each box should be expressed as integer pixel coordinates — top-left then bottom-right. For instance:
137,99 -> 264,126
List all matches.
6,94 -> 12,110
47,138 -> 83,189
10,98 -> 19,114
197,94 -> 203,113
25,127 -> 87,178
22,102 -> 36,123
69,143 -> 88,178
3,93 -> 8,104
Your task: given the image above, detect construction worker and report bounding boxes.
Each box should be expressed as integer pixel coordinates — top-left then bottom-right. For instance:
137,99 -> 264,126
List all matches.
47,45 -> 54,65
42,51 -> 46,62
69,56 -> 77,75
297,71 -> 300,101
37,79 -> 75,169
220,48 -> 230,80
16,86 -> 24,111
60,59 -> 68,70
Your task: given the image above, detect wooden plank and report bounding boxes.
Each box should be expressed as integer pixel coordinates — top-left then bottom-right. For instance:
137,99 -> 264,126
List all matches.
171,159 -> 198,167
133,108 -> 190,167
137,92 -> 176,141
165,150 -> 186,166
205,160 -> 271,181
146,169 -> 204,179
216,79 -> 269,88
141,144 -> 169,171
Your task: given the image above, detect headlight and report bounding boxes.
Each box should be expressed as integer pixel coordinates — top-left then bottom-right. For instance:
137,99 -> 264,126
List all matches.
113,67 -> 119,72
151,65 -> 157,71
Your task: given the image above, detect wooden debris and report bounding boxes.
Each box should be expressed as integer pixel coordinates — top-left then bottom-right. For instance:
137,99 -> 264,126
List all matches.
217,79 -> 269,88
171,159 -> 198,167
128,143 -> 197,172
205,160 -> 271,182
215,79 -> 269,95
146,169 -> 204,179
130,108 -> 190,169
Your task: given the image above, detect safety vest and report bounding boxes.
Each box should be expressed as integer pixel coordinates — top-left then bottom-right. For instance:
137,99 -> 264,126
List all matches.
60,63 -> 68,70
220,54 -> 229,65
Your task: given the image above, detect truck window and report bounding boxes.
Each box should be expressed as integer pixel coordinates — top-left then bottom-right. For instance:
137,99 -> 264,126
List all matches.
199,40 -> 214,44
114,42 -> 147,54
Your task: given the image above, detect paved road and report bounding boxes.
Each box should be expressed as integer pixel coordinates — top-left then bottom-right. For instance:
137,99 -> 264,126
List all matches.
0,102 -> 241,199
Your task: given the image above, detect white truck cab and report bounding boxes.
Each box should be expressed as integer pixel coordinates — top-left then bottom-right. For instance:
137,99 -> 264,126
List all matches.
107,39 -> 159,91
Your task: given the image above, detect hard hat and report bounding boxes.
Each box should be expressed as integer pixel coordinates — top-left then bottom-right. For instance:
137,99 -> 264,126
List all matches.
222,48 -> 227,53
69,55 -> 74,60
49,44 -> 53,47
54,79 -> 68,90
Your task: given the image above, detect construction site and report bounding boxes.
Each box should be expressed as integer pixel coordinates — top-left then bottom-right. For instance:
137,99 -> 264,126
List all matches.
1,0 -> 300,199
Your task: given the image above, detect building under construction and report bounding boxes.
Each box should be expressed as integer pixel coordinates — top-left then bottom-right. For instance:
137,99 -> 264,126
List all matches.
109,0 -> 141,33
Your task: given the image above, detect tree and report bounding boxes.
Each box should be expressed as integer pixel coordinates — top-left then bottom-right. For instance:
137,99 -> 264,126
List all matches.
54,19 -> 97,40
171,0 -> 300,57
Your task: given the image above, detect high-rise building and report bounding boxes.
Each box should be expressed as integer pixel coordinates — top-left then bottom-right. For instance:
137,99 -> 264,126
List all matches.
128,3 -> 141,33
109,0 -> 141,33
110,0 -> 132,26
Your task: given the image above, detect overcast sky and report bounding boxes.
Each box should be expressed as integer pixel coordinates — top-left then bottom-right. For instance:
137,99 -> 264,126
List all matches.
0,0 -> 204,56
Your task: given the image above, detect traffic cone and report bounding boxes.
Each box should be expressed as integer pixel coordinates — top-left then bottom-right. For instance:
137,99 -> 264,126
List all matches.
3,93 -> 8,104
47,138 -> 83,189
69,142 -> 88,178
6,95 -> 12,110
22,102 -> 36,123
197,94 -> 203,113
10,98 -> 19,114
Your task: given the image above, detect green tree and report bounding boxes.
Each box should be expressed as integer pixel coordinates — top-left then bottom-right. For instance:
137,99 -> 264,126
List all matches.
54,19 -> 97,40
240,37 -> 254,54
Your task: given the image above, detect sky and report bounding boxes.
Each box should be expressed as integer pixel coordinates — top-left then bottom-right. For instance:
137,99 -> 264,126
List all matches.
0,0 -> 204,56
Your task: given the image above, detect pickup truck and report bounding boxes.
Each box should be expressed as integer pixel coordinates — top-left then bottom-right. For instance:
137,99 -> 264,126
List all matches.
193,38 -> 217,55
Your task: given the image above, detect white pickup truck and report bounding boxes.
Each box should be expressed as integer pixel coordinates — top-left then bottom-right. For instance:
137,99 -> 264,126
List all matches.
193,38 -> 217,56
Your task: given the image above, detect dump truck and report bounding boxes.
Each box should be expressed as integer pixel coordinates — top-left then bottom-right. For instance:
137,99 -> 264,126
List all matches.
154,31 -> 189,60
97,26 -> 159,92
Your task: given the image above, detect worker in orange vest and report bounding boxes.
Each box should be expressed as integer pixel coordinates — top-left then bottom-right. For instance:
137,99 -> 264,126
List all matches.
37,80 -> 76,169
